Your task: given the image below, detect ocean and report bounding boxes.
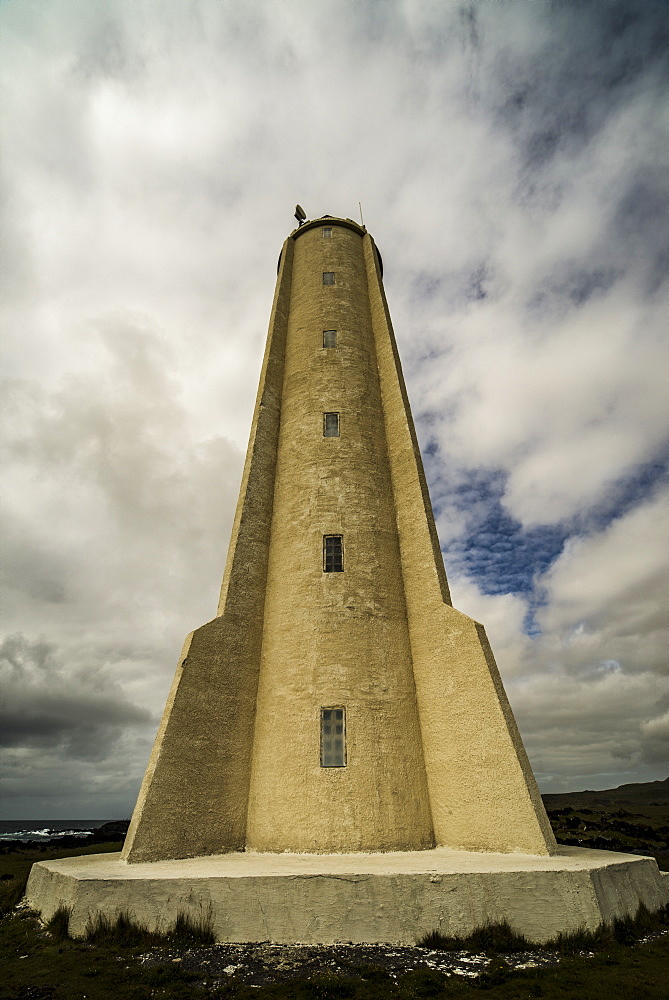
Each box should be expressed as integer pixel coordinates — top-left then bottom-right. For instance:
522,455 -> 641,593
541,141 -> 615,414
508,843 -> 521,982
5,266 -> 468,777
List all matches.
0,820 -> 113,842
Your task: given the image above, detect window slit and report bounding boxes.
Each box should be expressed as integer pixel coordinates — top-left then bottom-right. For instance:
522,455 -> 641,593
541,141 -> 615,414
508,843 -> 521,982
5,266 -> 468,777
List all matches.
321,707 -> 346,766
323,535 -> 343,572
323,412 -> 339,437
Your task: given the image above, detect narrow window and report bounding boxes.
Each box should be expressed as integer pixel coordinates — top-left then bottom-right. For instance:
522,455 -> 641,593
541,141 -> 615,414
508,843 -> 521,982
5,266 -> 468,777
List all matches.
322,272 -> 335,285
323,412 -> 339,437
321,707 -> 346,767
322,227 -> 332,238
323,534 -> 343,572
323,329 -> 337,348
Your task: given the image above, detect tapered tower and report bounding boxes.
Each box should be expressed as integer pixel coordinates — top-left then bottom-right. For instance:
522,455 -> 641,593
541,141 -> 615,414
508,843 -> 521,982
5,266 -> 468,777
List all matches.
29,215 -> 666,946
122,215 -> 556,862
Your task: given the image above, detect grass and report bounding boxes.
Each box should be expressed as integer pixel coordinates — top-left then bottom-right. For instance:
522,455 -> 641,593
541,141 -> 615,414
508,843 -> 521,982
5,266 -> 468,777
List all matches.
417,901 -> 669,956
419,920 -> 529,953
45,904 -> 72,942
0,872 -> 29,919
1,905 -> 667,998
84,906 -> 216,947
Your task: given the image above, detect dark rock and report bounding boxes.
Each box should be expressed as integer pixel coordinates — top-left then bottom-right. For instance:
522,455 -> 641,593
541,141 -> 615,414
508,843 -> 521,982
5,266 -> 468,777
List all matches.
95,820 -> 130,836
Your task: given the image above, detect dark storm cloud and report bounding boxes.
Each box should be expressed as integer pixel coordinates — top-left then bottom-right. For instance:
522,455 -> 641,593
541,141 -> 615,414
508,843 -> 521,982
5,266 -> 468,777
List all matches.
510,659 -> 668,792
0,634 -> 151,759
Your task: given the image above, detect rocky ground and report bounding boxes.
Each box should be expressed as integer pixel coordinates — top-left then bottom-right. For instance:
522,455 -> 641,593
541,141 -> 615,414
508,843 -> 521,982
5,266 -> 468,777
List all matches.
132,939 -> 564,988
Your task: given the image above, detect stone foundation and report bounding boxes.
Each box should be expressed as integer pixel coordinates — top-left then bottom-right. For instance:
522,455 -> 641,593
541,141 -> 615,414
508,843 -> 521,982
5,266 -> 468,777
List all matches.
26,846 -> 667,945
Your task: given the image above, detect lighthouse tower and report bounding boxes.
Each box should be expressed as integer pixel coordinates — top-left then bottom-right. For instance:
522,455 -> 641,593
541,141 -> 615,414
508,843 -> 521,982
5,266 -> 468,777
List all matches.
28,215 -> 667,945
122,215 -> 555,862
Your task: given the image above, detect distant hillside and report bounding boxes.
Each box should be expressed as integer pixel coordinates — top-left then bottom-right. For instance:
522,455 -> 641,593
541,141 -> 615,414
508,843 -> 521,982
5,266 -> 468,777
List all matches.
541,778 -> 669,870
542,777 -> 669,813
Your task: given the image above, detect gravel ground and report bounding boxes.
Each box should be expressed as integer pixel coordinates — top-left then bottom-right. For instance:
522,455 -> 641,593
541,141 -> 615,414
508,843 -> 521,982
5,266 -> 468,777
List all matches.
134,941 -> 562,988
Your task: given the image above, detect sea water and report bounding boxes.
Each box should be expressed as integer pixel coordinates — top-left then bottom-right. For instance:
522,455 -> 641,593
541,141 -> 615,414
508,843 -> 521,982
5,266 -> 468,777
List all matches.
0,820 -> 112,842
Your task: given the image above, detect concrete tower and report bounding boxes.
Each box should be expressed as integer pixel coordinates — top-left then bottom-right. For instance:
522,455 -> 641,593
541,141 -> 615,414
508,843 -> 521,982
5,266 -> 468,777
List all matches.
122,215 -> 555,863
28,215 -> 667,945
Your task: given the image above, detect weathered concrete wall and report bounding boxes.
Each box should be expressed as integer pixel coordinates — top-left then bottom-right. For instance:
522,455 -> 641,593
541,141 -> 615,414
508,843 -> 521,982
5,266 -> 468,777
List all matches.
363,236 -> 556,855
246,222 -> 433,852
122,240 -> 295,862
27,848 -> 668,945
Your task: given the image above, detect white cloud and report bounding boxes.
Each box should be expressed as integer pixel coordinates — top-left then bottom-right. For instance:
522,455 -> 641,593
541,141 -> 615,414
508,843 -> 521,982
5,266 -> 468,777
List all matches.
537,492 -> 667,661
1,312 -> 243,725
450,494 -> 669,790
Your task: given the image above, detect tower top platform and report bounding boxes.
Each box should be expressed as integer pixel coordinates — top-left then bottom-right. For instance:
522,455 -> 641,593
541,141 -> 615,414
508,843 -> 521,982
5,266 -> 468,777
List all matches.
290,214 -> 367,239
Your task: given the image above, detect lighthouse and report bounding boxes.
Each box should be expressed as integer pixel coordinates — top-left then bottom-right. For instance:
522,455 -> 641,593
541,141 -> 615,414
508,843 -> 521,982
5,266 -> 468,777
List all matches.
121,214 -> 555,862
27,214 -> 667,944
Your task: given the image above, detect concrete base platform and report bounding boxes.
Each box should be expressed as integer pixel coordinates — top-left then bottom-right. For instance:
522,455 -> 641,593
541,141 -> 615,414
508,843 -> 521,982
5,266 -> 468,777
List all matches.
26,846 -> 668,945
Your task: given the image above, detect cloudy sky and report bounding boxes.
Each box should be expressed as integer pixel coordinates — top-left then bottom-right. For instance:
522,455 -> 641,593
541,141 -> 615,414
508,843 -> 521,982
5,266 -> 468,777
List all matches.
2,0 -> 667,820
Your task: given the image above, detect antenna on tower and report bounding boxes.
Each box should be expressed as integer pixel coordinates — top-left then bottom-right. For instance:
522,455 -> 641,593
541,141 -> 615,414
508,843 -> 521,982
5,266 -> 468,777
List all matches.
359,202 -> 364,226
294,204 -> 307,226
